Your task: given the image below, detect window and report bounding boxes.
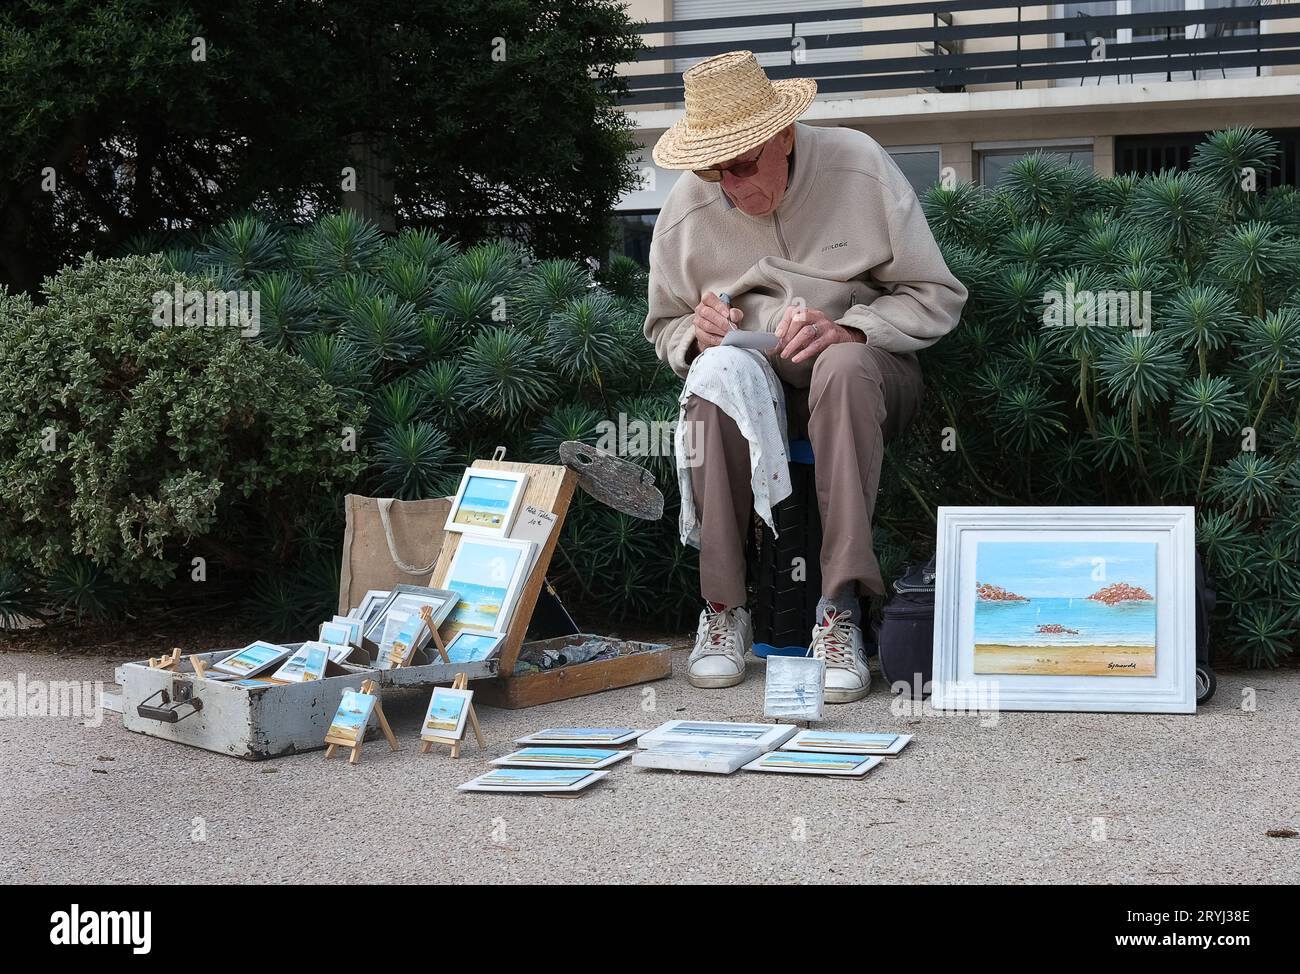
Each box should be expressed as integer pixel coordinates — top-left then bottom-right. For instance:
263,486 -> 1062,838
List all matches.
978,146 -> 1094,186
1056,1 -> 1262,85
1116,129 -> 1299,188
609,212 -> 657,266
888,148 -> 942,196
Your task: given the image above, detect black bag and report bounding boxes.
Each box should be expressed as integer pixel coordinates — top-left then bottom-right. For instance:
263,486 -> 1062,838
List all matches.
877,556 -> 936,698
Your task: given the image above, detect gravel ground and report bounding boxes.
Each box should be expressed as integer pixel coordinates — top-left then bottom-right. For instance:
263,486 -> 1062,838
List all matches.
1,646 -> 1297,885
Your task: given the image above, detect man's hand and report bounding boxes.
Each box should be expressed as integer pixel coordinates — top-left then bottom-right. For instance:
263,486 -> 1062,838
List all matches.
775,305 -> 865,363
693,291 -> 742,352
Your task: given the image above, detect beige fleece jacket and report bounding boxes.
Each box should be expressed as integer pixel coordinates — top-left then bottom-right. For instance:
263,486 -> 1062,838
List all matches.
644,122 -> 967,378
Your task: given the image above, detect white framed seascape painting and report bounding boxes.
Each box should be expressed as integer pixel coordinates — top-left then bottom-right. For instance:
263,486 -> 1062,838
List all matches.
932,507 -> 1196,714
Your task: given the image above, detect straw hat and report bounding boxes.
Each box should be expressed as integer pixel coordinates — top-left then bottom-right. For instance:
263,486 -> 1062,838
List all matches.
651,51 -> 817,171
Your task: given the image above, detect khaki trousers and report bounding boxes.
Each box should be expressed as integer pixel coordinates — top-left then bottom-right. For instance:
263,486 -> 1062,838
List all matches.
685,342 -> 924,607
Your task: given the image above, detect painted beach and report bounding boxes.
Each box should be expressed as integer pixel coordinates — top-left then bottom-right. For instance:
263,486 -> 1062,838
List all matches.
452,474 -> 517,529
445,580 -> 509,632
973,540 -> 1157,676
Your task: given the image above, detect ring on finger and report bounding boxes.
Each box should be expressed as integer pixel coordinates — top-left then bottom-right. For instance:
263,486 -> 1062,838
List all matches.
810,323 -> 819,339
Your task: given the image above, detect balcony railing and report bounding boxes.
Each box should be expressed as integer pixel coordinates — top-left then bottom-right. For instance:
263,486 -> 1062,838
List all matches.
620,1 -> 1300,105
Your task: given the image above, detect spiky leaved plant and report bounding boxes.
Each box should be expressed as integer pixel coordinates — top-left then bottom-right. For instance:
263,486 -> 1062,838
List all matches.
907,130 -> 1300,666
177,214 -> 691,629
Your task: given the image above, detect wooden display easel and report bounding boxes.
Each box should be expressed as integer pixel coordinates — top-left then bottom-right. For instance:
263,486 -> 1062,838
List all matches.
324,678 -> 399,766
418,671 -> 485,758
428,459 -> 578,678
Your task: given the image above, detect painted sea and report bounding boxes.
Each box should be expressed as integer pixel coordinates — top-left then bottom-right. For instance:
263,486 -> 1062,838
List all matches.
974,597 -> 1156,648
445,580 -> 509,632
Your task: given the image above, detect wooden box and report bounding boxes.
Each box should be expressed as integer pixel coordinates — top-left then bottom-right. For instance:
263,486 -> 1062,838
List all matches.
473,634 -> 671,710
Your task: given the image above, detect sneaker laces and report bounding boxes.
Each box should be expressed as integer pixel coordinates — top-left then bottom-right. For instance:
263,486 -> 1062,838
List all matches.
813,609 -> 855,668
700,605 -> 738,656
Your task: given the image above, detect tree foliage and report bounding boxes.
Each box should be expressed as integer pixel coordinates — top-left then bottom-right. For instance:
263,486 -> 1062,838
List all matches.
0,0 -> 642,294
0,253 -> 363,623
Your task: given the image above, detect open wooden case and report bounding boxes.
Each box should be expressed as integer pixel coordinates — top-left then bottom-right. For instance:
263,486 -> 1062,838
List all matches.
429,459 -> 671,709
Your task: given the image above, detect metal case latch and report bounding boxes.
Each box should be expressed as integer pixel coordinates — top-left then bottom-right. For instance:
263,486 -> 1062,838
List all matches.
136,679 -> 204,724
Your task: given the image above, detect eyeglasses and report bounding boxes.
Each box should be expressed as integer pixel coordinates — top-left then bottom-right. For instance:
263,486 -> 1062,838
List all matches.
694,142 -> 770,182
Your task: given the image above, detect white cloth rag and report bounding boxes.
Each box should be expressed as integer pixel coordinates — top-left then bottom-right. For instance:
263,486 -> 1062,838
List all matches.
675,346 -> 792,548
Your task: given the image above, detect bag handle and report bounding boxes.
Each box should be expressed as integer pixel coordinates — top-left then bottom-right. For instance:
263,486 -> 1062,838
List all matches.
377,498 -> 439,576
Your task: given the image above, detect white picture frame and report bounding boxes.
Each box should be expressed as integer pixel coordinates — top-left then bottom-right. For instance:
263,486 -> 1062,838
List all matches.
444,468 -> 530,538
932,506 -> 1197,714
514,727 -> 645,746
742,752 -> 883,777
781,730 -> 911,756
632,742 -> 762,775
210,641 -> 291,678
457,768 -> 608,793
492,747 -> 633,769
637,720 -> 797,751
442,536 -> 535,634
318,620 -> 354,648
349,589 -> 391,637
362,585 -> 456,652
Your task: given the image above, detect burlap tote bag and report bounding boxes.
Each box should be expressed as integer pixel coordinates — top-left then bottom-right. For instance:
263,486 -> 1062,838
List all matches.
337,494 -> 451,615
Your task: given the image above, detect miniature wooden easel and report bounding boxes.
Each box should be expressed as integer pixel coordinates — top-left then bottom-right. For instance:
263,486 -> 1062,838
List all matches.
419,671 -> 486,758
324,678 -> 399,766
148,648 -> 182,670
417,605 -> 486,758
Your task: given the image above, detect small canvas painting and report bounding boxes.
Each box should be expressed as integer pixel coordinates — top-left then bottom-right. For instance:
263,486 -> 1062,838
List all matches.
327,688 -> 376,746
973,540 -> 1157,676
330,615 -> 363,647
443,537 -> 532,634
763,655 -> 825,720
421,686 -> 472,742
271,642 -> 330,683
445,469 -> 529,537
444,630 -> 505,664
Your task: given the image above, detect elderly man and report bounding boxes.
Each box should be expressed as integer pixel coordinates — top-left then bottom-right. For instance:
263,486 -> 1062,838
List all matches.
643,51 -> 967,702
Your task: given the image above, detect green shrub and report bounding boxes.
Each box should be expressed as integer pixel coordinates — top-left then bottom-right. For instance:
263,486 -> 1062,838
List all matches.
0,254 -> 364,621
168,216 -> 690,627
895,127 -> 1300,665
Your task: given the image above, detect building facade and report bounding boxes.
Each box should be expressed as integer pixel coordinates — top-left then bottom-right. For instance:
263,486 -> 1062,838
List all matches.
612,0 -> 1300,261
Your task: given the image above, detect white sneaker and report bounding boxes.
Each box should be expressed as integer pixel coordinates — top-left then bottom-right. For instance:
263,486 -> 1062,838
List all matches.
811,609 -> 871,703
687,605 -> 752,689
